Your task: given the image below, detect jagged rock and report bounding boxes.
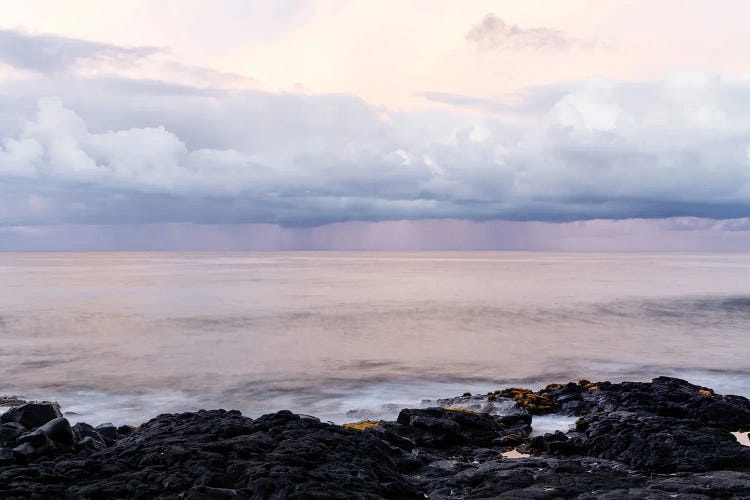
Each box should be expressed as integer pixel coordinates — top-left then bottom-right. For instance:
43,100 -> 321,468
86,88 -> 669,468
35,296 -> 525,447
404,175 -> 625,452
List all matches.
0,409 -> 423,499
529,429 -> 577,455
117,424 -> 136,436
570,411 -> 750,472
0,402 -> 62,429
544,377 -> 750,430
77,435 -> 107,454
0,378 -> 749,498
94,422 -> 118,440
416,456 -> 646,499
12,431 -> 58,461
391,407 -> 530,449
72,422 -> 105,445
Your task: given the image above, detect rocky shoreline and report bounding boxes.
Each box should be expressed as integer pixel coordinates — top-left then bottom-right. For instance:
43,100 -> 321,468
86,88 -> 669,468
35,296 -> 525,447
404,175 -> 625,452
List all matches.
1,377 -> 749,499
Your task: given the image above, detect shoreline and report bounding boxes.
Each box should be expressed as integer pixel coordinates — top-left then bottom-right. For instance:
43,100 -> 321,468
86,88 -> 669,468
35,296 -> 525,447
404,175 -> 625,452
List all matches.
1,376 -> 750,498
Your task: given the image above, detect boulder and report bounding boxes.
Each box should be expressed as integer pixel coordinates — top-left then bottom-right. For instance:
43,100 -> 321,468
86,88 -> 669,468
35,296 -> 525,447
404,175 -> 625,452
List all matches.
95,422 -> 118,441
38,417 -> 74,445
0,402 -> 62,429
12,431 -> 58,461
393,407 -> 520,448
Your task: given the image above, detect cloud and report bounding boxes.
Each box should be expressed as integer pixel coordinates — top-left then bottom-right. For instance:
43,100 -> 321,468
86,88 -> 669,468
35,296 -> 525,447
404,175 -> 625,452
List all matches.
0,28 -> 159,74
415,92 -> 514,113
2,71 -> 750,227
466,14 -> 586,51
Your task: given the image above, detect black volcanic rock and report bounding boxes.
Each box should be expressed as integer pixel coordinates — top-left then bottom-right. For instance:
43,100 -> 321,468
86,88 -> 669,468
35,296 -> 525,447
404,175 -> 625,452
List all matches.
0,378 -> 749,498
568,410 -> 750,473
0,402 -> 62,429
391,407 -> 530,449
38,417 -> 75,446
544,376 -> 750,430
0,409 -> 423,499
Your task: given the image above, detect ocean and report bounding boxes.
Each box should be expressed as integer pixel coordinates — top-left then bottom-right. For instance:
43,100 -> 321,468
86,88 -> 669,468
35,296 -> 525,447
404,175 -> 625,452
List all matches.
1,252 -> 749,427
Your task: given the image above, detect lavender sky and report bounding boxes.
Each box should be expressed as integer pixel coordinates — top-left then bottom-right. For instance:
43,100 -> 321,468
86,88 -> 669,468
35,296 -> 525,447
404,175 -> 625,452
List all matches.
2,0 -> 750,251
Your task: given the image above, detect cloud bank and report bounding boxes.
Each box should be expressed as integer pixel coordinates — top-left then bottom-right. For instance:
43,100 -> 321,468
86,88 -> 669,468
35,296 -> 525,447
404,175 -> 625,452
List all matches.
1,71 -> 750,227
0,28 -> 159,74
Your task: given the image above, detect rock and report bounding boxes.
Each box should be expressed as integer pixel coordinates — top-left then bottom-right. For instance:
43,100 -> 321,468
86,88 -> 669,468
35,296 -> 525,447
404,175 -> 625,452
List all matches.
392,407 -> 529,449
0,409 -> 423,499
38,417 -> 74,445
72,422 -> 104,443
12,432 -> 58,461
95,422 -> 118,441
77,435 -> 106,454
117,424 -> 136,436
644,470 -> 750,498
0,378 -> 749,498
570,411 -> 750,472
0,447 -> 14,465
0,422 -> 26,445
529,430 -> 577,455
181,486 -> 240,498
0,402 -> 62,429
414,455 -> 647,499
0,396 -> 29,407
544,377 -> 750,430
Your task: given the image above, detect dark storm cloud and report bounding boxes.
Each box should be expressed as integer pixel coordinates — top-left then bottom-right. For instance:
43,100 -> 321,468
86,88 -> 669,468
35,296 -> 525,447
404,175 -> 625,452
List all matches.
0,28 -> 159,73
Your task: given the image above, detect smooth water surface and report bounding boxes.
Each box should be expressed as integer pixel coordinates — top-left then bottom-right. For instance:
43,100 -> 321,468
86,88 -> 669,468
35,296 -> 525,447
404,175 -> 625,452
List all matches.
1,252 -> 749,424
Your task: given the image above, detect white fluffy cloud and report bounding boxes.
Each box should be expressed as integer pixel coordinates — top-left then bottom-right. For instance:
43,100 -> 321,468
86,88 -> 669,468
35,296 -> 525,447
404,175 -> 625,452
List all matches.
2,70 -> 750,226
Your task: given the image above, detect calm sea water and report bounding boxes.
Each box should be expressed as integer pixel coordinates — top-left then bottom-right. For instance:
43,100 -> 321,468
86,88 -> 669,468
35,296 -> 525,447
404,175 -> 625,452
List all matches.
1,252 -> 749,426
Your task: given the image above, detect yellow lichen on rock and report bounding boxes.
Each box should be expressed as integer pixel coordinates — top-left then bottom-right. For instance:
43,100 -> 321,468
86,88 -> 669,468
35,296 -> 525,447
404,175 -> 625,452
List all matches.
698,389 -> 712,397
446,407 -> 476,414
342,420 -> 380,431
497,388 -> 557,413
545,383 -> 564,391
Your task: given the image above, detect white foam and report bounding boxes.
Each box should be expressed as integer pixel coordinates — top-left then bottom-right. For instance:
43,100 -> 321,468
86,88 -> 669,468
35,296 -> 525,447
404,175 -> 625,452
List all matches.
732,432 -> 750,446
43,390 -> 195,426
530,415 -> 578,436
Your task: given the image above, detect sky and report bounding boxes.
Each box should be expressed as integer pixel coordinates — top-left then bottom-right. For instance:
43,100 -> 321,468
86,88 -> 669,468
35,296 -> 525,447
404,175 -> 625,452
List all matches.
1,0 -> 750,250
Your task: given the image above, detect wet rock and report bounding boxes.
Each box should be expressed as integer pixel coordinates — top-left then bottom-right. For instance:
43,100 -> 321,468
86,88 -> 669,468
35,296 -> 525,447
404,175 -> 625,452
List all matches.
496,387 -> 558,414
0,423 -> 26,445
0,409 -> 423,499
416,456 -> 647,499
77,435 -> 107,454
117,424 -> 136,436
12,431 -> 58,461
392,407 -> 528,449
0,402 -> 62,429
38,417 -> 74,446
72,422 -> 105,444
570,411 -> 750,472
545,377 -> 750,430
644,470 -> 750,498
0,378 -> 749,498
529,430 -> 577,455
95,422 -> 118,441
